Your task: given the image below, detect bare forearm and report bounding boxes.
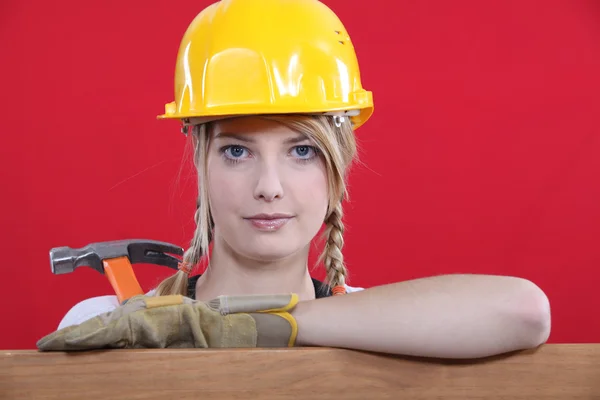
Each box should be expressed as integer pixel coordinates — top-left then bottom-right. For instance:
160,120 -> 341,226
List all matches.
292,274 -> 551,359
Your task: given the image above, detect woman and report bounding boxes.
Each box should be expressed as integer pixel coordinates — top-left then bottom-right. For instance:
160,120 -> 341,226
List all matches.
39,0 -> 551,359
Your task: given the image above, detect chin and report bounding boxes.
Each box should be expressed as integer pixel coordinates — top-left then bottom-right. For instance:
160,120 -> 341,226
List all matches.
236,235 -> 306,262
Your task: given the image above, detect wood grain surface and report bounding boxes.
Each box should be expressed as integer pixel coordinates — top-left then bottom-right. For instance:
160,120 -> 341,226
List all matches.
1,344 -> 598,399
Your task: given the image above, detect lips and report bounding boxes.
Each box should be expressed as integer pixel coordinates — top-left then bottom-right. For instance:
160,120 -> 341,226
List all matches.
244,214 -> 294,232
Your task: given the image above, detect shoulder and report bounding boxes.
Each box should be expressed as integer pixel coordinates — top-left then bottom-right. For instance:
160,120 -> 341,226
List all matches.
57,289 -> 157,330
313,277 -> 365,298
57,295 -> 120,329
344,284 -> 364,293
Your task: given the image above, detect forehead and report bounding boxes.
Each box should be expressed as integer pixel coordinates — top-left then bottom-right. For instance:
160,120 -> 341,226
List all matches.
210,117 -> 303,139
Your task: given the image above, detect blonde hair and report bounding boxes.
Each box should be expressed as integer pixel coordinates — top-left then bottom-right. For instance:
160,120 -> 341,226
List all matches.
154,115 -> 357,297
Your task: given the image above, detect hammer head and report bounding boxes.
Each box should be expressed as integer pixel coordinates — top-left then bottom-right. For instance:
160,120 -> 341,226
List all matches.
49,239 -> 185,275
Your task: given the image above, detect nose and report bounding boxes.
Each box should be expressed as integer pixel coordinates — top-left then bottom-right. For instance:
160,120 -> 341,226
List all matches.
253,160 -> 284,202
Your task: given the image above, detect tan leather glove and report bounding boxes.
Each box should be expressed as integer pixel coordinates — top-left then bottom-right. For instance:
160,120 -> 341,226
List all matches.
37,293 -> 299,351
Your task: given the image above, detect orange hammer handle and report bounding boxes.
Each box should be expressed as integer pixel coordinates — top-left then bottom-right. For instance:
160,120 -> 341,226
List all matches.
103,256 -> 144,303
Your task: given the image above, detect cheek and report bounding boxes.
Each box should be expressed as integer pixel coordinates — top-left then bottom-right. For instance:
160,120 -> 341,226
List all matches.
291,164 -> 329,216
206,165 -> 244,222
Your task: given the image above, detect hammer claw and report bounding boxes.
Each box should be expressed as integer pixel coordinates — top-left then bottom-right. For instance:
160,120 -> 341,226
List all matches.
127,240 -> 184,270
140,250 -> 183,270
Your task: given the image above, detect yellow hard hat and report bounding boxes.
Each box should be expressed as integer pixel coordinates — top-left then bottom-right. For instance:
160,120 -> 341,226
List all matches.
158,0 -> 374,129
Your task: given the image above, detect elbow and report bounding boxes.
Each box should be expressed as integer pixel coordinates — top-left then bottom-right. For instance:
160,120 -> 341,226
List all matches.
511,278 -> 552,348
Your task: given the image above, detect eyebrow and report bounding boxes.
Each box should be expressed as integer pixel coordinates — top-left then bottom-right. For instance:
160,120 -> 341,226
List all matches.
214,132 -> 310,144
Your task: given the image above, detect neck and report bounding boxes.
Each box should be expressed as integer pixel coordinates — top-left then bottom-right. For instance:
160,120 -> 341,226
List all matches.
194,237 -> 316,301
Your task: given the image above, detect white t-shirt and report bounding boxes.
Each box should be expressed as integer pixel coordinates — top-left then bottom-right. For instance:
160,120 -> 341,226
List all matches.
57,284 -> 364,330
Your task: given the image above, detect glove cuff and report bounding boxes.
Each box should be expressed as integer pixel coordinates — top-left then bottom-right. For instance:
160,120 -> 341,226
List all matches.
208,293 -> 299,348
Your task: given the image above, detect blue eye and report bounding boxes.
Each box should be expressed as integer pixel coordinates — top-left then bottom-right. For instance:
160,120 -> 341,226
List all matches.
292,145 -> 316,159
220,145 -> 251,164
224,146 -> 248,158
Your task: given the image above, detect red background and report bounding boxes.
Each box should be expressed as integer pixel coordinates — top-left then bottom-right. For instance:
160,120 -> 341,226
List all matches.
1,0 -> 599,349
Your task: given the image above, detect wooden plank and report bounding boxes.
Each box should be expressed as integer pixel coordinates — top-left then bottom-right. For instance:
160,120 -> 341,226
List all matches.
1,344 -> 599,399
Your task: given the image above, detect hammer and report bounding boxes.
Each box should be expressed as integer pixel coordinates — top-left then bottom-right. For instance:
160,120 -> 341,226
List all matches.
49,239 -> 184,304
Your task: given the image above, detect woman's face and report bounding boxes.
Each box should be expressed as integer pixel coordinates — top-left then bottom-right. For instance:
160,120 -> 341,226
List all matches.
206,117 -> 329,262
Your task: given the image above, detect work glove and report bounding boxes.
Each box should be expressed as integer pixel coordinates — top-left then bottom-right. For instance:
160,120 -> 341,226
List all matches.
36,293 -> 299,351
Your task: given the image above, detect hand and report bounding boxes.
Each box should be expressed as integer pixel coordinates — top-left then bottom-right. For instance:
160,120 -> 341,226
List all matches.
37,293 -> 299,351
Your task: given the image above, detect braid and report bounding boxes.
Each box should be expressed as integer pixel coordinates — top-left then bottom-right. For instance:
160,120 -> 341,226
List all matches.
321,201 -> 348,294
154,208 -> 205,296
155,124 -> 213,296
